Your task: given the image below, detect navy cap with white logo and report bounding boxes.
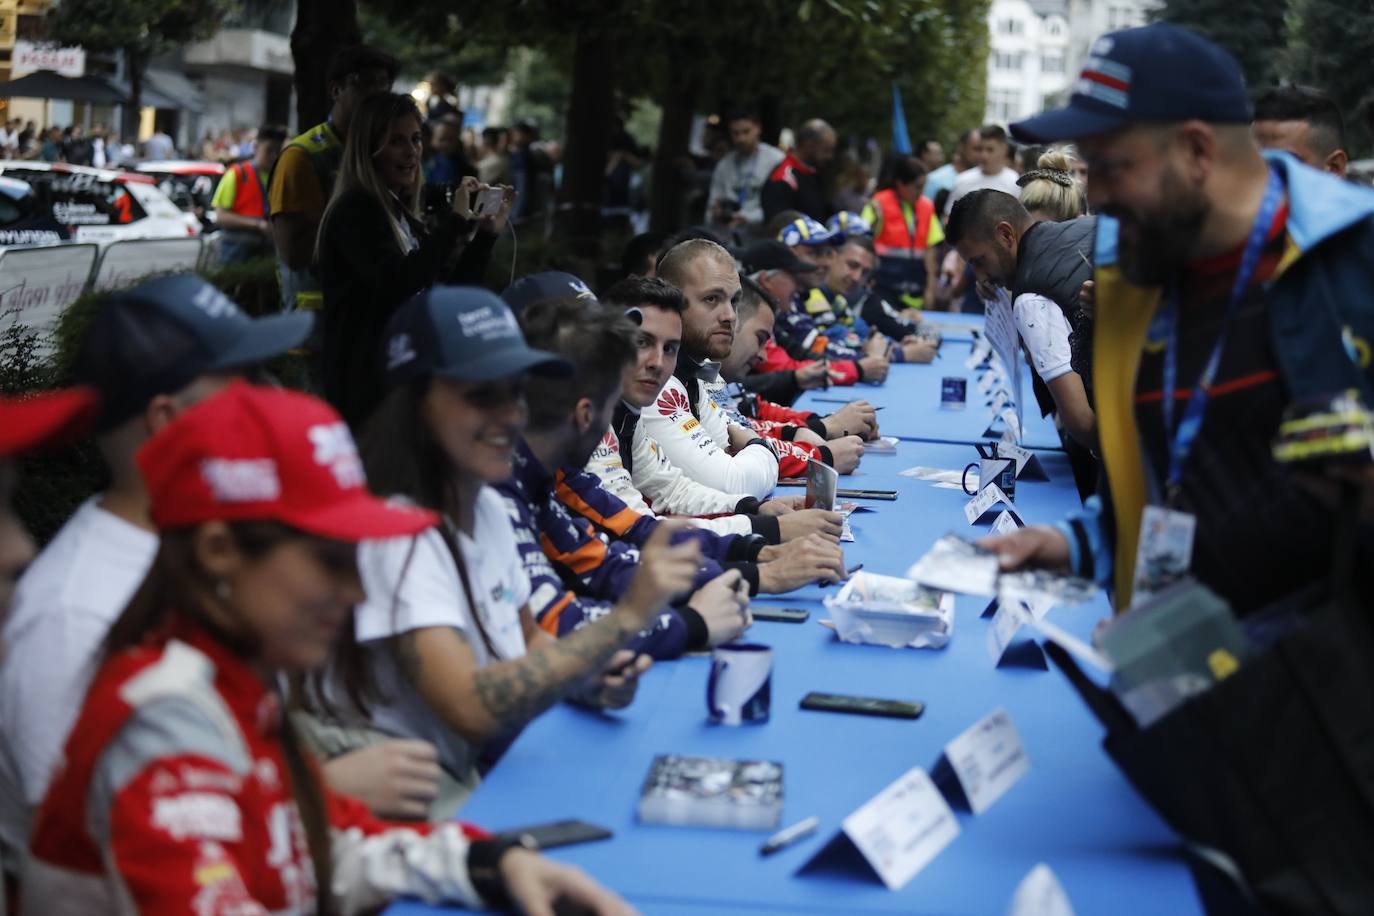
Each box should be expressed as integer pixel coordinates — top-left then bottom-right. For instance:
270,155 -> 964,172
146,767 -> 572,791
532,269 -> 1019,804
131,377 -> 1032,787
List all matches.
499,270 -> 596,315
1010,23 -> 1251,144
73,273 -> 313,433
383,285 -> 572,388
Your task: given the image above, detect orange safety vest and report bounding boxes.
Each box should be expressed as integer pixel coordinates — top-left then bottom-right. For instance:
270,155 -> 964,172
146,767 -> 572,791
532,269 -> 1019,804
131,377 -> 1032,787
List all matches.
872,187 -> 933,259
228,160 -> 267,218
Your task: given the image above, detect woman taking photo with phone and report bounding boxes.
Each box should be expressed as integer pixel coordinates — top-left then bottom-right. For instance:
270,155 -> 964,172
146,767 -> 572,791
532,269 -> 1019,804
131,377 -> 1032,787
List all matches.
315,91 -> 514,431
24,382 -> 636,915
309,286 -> 710,817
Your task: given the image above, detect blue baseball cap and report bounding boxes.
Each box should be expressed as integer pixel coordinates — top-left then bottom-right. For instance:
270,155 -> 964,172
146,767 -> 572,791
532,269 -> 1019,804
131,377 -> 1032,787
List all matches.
1010,23 -> 1251,144
778,215 -> 840,248
383,285 -> 572,388
73,273 -> 313,433
827,211 -> 872,240
500,270 -> 596,315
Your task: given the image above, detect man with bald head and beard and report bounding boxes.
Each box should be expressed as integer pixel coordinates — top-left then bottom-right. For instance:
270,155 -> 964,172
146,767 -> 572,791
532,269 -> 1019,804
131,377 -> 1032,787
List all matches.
983,23 -> 1374,622
762,118 -> 837,222
642,238 -> 783,500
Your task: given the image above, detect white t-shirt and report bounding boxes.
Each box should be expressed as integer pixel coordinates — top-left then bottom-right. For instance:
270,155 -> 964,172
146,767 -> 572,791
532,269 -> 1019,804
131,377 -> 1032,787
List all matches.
1013,292 -> 1074,383
0,498 -> 158,873
349,486 -> 530,779
945,166 -> 1022,216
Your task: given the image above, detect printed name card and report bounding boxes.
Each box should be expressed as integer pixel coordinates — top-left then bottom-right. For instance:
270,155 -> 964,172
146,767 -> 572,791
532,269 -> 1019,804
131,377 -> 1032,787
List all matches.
833,766 -> 960,890
998,441 -> 1049,480
990,509 -> 1025,537
1000,408 -> 1023,443
987,601 -> 1029,663
1007,864 -> 1076,916
940,707 -> 1030,815
964,483 -> 1012,525
965,340 -> 992,369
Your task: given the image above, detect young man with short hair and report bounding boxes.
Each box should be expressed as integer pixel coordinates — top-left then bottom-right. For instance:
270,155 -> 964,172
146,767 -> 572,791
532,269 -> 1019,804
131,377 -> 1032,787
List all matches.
707,112 -> 785,230
716,278 -> 870,477
946,124 -> 1020,216
1252,85 -> 1349,178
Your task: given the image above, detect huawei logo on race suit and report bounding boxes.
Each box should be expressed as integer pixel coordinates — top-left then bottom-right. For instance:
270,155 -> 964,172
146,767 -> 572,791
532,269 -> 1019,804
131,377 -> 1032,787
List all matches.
308,422 -> 365,489
656,387 -> 691,419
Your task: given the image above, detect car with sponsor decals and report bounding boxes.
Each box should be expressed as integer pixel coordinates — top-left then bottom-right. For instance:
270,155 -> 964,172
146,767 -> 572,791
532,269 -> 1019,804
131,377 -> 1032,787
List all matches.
134,159 -> 225,232
0,161 -> 200,248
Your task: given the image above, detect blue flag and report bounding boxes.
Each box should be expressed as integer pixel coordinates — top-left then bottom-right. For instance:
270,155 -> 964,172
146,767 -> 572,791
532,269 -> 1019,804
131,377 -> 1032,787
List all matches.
891,83 -> 913,155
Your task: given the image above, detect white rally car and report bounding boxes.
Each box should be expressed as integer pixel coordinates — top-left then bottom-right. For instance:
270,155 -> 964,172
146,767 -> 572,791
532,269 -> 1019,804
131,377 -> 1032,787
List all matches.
0,161 -> 200,248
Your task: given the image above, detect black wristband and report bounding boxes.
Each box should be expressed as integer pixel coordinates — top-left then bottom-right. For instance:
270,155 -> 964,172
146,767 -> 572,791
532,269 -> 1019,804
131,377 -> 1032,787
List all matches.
779,425 -> 799,441
818,445 -> 835,466
748,512 -> 781,544
677,605 -> 709,650
805,414 -> 828,438
725,533 -> 767,563
734,496 -> 761,515
466,835 -> 535,910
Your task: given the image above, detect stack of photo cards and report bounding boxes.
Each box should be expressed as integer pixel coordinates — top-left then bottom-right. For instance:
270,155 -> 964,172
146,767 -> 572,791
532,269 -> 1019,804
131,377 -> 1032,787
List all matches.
637,755 -> 784,831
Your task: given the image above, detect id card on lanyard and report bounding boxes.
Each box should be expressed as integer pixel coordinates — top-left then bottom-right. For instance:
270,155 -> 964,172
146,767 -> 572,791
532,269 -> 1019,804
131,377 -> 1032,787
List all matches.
1131,165 -> 1285,607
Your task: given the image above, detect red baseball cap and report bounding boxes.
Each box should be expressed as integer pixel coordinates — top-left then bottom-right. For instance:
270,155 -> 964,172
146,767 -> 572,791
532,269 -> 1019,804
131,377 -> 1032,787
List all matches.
0,387 -> 98,458
137,381 -> 437,541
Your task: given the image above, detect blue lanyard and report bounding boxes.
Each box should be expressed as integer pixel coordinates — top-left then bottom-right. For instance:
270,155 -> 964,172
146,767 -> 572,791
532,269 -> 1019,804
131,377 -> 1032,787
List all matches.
1159,165 -> 1284,499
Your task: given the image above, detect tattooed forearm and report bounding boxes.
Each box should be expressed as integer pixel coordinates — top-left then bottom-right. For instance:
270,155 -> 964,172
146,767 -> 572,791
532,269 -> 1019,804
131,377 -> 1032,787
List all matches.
470,612 -> 636,726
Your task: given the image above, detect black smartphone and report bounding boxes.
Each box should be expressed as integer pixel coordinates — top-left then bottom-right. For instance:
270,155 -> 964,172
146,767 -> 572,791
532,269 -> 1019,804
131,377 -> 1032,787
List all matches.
835,488 -> 898,501
799,692 -> 925,719
752,607 -> 809,623
495,819 -> 613,850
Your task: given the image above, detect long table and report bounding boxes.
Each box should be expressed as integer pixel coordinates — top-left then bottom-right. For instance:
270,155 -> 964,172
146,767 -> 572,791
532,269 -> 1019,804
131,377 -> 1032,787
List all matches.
388,340 -> 1204,915
806,333 -> 1065,451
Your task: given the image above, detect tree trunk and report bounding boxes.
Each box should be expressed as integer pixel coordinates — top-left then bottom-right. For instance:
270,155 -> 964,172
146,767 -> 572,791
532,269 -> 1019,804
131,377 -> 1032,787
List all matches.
759,93 -> 784,148
555,27 -> 615,258
121,46 -> 144,145
648,73 -> 696,234
290,0 -> 361,131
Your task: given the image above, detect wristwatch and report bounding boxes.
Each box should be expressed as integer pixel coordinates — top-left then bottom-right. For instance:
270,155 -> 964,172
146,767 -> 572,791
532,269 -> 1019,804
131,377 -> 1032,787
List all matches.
467,833 -> 539,909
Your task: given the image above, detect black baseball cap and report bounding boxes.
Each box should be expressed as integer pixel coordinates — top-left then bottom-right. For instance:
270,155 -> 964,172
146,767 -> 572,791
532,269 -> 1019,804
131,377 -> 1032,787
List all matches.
738,240 -> 822,276
1010,23 -> 1251,144
383,285 -> 572,388
73,274 -> 313,433
500,270 -> 596,315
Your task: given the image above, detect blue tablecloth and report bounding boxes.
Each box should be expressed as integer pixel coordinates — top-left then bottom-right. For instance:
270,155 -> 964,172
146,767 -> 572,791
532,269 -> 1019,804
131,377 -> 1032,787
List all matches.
386,334 -> 1202,915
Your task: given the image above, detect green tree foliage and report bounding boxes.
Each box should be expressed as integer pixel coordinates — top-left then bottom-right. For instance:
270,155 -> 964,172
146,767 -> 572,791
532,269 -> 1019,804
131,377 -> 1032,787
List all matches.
1151,0 -> 1289,93
1285,0 -> 1374,156
46,0 -> 237,137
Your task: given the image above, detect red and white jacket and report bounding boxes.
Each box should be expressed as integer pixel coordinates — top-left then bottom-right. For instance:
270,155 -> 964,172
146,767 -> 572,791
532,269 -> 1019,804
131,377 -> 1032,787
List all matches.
25,621 -> 491,915
704,380 -> 837,479
755,339 -> 861,387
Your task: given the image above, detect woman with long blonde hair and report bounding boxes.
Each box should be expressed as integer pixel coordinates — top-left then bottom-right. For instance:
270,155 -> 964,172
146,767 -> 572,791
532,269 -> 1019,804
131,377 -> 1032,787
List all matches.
316,91 -> 513,430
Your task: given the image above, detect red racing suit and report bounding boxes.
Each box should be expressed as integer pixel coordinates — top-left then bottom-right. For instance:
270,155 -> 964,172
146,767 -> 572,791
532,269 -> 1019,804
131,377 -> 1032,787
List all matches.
25,621 -> 495,915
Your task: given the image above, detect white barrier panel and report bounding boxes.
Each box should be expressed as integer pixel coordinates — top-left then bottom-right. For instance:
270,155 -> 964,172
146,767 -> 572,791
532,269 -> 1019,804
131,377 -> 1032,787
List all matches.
0,243 -> 100,353
93,238 -> 204,292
